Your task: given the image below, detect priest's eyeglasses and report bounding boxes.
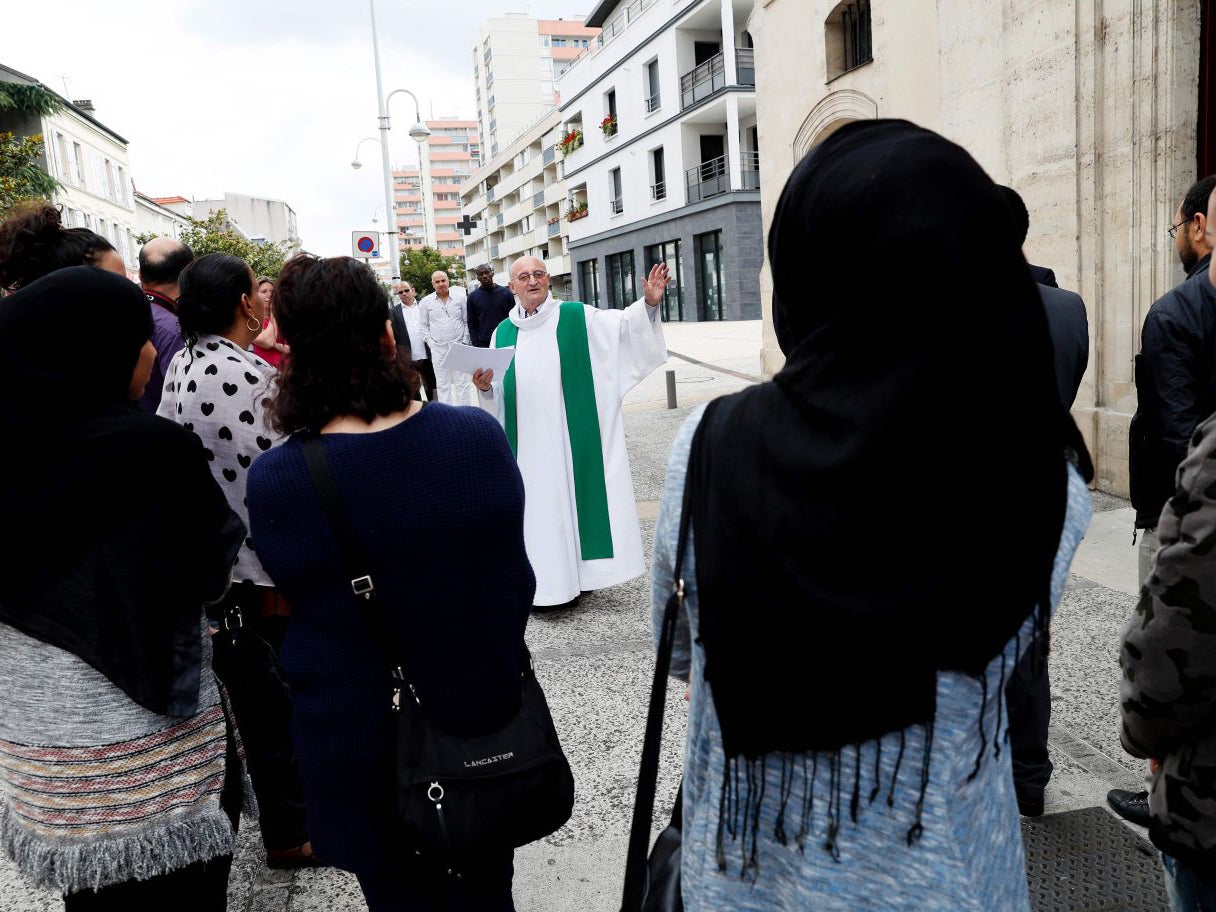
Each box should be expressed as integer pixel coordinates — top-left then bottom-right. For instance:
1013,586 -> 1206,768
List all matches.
513,270 -> 548,282
1168,214 -> 1195,238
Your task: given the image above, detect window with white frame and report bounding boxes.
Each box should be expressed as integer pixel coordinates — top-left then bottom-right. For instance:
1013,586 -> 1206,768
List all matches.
609,167 -> 623,214
649,147 -> 666,201
645,59 -> 661,113
603,89 -> 618,136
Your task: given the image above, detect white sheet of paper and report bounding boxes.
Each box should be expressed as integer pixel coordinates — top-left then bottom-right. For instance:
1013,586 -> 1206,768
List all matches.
438,342 -> 515,377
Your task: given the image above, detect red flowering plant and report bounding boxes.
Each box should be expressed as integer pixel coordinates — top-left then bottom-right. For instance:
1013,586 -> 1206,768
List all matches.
557,129 -> 584,157
600,115 -> 617,137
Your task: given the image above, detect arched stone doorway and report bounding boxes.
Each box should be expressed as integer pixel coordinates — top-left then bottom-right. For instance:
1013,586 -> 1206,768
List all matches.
791,89 -> 878,163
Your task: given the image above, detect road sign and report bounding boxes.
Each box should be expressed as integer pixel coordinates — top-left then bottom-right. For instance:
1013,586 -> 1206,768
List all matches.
351,231 -> 380,259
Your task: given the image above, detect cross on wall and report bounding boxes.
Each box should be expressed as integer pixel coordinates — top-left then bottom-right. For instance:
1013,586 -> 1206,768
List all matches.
456,214 -> 478,236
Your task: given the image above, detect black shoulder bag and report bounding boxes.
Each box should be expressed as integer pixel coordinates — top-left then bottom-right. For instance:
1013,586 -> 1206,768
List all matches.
620,454 -> 695,912
301,434 -> 575,860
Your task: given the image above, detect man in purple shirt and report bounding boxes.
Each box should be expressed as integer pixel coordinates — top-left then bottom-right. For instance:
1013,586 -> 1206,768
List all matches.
136,237 -> 194,413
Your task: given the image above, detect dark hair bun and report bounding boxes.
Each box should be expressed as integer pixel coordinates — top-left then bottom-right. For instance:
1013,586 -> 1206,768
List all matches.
0,201 -> 114,290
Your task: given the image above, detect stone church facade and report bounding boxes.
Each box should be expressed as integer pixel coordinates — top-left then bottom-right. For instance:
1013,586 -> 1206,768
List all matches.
749,0 -> 1215,496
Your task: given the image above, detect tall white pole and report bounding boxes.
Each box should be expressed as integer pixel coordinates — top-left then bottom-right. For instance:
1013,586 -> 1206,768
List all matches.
369,0 -> 400,281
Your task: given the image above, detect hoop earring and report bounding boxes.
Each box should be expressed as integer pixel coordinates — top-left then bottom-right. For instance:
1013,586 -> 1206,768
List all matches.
246,316 -> 262,332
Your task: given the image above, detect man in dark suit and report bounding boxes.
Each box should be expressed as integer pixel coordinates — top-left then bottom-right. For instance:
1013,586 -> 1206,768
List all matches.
1039,283 -> 1089,409
390,281 -> 437,401
999,185 -> 1091,817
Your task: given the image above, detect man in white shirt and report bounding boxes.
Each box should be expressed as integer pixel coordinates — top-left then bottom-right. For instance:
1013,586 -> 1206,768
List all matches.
472,255 -> 669,609
419,270 -> 471,405
390,281 -> 435,401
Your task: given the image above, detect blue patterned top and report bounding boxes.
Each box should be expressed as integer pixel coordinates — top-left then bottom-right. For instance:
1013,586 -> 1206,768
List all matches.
652,405 -> 1092,911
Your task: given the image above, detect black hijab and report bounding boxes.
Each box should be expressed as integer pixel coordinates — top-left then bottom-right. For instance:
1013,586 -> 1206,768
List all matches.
688,121 -> 1091,853
0,267 -> 243,717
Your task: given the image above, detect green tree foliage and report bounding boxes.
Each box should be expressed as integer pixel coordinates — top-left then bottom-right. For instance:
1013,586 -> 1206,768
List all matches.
399,245 -> 466,297
0,132 -> 58,213
137,210 -> 291,278
0,83 -> 61,216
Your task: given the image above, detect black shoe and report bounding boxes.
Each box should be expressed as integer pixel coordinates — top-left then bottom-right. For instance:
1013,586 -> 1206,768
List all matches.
1107,788 -> 1151,827
1016,790 -> 1044,817
533,595 -> 580,614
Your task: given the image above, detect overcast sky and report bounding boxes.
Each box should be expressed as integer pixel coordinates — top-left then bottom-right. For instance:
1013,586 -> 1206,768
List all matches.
0,0 -> 588,255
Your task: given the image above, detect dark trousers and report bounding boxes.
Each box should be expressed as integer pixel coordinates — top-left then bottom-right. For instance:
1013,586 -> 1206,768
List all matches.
210,582 -> 309,853
414,358 -> 437,402
65,733 -> 242,910
356,848 -> 515,912
1006,634 -> 1053,799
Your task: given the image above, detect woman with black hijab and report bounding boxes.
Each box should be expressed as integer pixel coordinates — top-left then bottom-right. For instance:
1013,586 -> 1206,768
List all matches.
0,267 -> 247,908
651,120 -> 1094,910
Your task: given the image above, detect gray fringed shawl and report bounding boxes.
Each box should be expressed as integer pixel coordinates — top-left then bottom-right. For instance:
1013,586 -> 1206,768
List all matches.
0,620 -> 255,894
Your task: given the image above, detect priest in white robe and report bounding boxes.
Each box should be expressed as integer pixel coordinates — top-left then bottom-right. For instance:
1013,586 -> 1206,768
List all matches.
473,255 -> 669,609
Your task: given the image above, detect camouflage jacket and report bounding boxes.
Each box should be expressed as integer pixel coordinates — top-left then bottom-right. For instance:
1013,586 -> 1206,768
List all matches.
1121,409 -> 1216,866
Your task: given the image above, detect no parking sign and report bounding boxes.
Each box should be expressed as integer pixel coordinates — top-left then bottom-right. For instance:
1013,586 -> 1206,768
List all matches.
351,231 -> 380,259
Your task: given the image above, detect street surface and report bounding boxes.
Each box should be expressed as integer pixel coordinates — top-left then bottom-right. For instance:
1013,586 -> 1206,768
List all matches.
0,320 -> 1159,911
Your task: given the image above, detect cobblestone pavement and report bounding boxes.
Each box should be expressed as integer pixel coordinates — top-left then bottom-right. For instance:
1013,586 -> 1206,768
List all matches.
0,322 -> 1167,910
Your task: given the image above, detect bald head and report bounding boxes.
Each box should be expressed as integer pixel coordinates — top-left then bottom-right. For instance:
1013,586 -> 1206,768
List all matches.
431,270 -> 450,299
138,236 -> 194,298
509,256 -> 550,314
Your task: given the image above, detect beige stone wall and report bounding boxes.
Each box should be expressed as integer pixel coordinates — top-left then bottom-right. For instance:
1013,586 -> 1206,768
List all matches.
750,0 -> 1203,495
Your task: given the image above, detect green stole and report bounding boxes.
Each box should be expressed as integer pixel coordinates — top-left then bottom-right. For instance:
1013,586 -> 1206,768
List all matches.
494,301 -> 613,560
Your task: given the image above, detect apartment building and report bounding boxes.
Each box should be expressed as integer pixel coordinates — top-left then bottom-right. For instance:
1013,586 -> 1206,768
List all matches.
134,191 -> 191,240
558,0 -> 761,321
393,119 -> 481,262
473,15 -> 600,158
460,108 -> 573,297
0,65 -> 138,274
193,192 -> 301,251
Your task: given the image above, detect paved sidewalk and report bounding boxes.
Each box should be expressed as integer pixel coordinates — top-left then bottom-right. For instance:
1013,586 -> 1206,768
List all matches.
0,320 -> 1167,909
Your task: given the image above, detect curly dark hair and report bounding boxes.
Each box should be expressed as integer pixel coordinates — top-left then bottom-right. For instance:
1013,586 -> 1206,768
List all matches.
177,253 -> 255,356
269,254 -> 419,434
0,202 -> 116,290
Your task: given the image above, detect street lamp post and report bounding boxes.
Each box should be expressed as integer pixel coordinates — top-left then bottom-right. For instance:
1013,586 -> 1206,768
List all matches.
367,0 -> 432,282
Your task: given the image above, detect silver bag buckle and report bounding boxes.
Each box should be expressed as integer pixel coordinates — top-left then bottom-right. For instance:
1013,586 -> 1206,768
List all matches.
351,575 -> 375,599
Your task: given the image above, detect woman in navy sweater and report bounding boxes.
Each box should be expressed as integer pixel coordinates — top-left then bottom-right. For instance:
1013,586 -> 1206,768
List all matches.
247,255 -> 534,912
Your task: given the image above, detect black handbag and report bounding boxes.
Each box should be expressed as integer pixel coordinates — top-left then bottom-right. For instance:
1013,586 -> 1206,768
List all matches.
301,435 -> 575,859
620,466 -> 693,912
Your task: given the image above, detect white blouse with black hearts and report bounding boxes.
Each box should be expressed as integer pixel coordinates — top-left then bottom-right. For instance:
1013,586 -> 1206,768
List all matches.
157,334 -> 281,586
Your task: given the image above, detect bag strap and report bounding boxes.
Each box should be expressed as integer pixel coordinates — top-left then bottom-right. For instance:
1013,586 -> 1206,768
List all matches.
620,428 -> 697,911
300,435 -> 404,676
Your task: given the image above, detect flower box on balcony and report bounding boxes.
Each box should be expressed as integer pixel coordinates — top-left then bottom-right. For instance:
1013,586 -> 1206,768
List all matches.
557,129 -> 584,157
566,205 -> 589,222
600,115 -> 617,138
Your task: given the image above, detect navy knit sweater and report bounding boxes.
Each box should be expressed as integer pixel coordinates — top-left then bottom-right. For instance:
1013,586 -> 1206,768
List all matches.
247,403 -> 535,872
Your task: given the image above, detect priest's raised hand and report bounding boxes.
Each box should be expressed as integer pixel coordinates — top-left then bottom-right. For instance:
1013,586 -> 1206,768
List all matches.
643,262 -> 670,308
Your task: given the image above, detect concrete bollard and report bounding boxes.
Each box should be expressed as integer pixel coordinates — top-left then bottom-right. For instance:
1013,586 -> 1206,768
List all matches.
666,369 -> 677,409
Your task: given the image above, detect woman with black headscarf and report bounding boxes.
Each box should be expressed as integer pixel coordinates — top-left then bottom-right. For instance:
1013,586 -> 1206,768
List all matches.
651,120 -> 1094,910
0,267 -> 248,908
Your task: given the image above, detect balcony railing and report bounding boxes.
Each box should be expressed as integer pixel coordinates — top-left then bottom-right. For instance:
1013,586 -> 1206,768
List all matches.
542,146 -> 555,165
645,92 -> 661,113
650,181 -> 666,201
490,244 -> 499,258
533,190 -> 545,209
680,52 -> 726,109
548,220 -> 561,237
610,197 -> 624,215
686,154 -> 729,203
487,186 -> 496,202
495,213 -> 504,228
742,151 -> 760,190
736,48 -> 756,86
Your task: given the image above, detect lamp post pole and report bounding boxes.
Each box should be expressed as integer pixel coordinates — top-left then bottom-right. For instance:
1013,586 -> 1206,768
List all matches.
368,0 -> 400,281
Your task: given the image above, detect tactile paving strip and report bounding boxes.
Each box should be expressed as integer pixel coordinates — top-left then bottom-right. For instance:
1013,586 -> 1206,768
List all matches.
1022,807 -> 1170,911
